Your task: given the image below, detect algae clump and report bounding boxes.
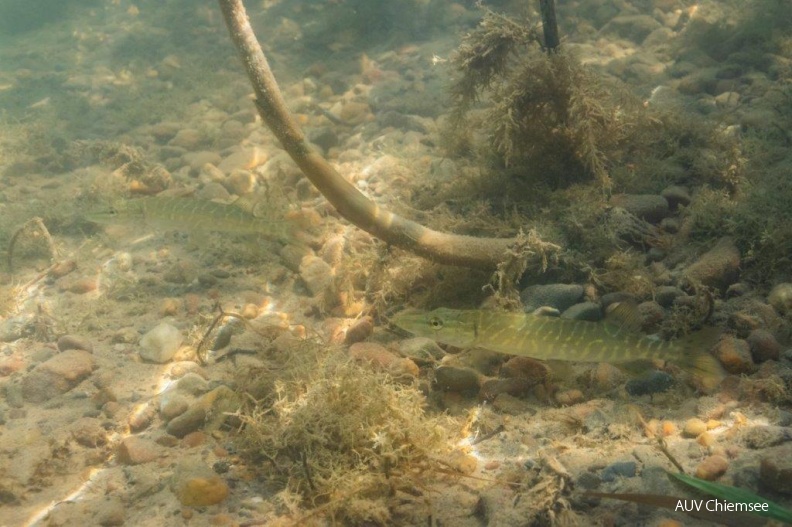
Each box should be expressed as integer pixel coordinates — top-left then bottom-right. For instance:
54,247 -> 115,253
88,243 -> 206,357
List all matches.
237,348 -> 450,524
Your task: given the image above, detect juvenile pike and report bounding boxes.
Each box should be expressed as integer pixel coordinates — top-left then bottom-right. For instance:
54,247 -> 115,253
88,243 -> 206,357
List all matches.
392,307 -> 724,389
86,197 -> 292,241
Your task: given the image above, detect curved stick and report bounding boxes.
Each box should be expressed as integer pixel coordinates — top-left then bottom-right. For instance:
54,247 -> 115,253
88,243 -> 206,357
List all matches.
218,0 -> 552,269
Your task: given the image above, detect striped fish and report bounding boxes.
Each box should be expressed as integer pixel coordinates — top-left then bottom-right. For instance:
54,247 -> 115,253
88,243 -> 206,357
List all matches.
391,307 -> 724,390
85,196 -> 293,241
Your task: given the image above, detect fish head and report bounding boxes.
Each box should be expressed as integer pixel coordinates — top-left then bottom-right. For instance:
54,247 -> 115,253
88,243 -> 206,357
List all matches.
390,308 -> 477,348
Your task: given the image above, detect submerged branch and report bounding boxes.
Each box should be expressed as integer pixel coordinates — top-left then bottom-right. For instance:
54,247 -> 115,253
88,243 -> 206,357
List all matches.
217,0 -> 557,270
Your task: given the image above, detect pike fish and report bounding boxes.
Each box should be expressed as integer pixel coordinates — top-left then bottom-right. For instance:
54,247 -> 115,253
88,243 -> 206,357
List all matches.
86,197 -> 293,241
391,306 -> 724,389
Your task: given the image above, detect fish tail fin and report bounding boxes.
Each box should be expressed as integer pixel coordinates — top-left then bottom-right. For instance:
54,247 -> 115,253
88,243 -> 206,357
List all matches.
677,327 -> 725,393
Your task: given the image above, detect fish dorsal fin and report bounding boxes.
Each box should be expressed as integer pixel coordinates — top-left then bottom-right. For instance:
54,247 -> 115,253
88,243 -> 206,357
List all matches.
604,301 -> 643,334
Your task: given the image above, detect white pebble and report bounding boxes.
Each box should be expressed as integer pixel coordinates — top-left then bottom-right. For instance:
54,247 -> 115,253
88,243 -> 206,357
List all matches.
139,323 -> 183,363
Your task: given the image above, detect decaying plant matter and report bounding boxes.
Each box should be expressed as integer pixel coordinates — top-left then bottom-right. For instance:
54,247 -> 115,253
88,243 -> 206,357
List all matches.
217,0 -> 559,271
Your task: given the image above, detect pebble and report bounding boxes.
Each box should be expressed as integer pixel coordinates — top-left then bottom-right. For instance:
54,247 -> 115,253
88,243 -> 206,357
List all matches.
117,436 -> 160,465
683,237 -> 741,291
715,91 -> 740,108
308,126 -> 339,152
726,282 -> 750,298
299,254 -> 334,296
601,14 -> 662,44
182,431 -> 206,448
555,389 -> 584,406
160,393 -> 190,421
638,301 -> 665,332
0,316 -> 30,342
480,377 -> 537,399
768,283 -> 792,314
491,392 -> 534,415
692,430 -> 714,447
175,373 -> 210,396
57,334 -> 94,353
561,302 -> 602,322
49,260 -> 77,278
712,336 -> 756,374
600,461 -> 637,482
182,150 -> 221,171
169,128 -> 204,149
694,455 -> 729,481
501,356 -> 550,385
625,371 -> 675,396
609,193 -> 669,223
159,298 -> 180,317
683,418 -> 708,438
434,366 -> 480,394
139,323 -> 184,363
21,350 -> 96,403
147,120 -> 179,140
224,169 -> 256,195
348,342 -> 418,378
661,185 -> 691,209
746,329 -> 781,363
655,286 -> 684,308
166,386 -> 239,438
197,181 -> 231,201
521,284 -> 584,312
170,460 -> 230,507
70,417 -> 108,448
45,496 -> 126,526
759,447 -> 792,495
338,101 -> 372,125
592,363 -> 626,390
344,316 -> 373,345
398,337 -> 445,363
128,403 -> 157,432
217,147 -> 266,174
741,426 -> 791,449
67,277 -> 98,294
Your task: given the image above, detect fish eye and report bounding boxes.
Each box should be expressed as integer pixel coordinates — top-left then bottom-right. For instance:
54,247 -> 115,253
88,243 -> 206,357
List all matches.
429,316 -> 443,330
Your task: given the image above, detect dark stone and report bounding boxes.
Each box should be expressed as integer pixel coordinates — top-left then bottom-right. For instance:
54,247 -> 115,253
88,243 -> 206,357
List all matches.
655,286 -> 684,308
562,302 -> 603,322
625,371 -> 675,396
308,126 -> 339,153
609,194 -> 670,223
434,366 -> 480,394
746,329 -> 781,363
521,284 -> 584,312
600,461 -> 637,482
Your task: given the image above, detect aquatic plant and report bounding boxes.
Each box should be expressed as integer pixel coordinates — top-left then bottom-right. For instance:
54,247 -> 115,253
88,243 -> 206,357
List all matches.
446,10 -> 643,190
237,350 -> 450,524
